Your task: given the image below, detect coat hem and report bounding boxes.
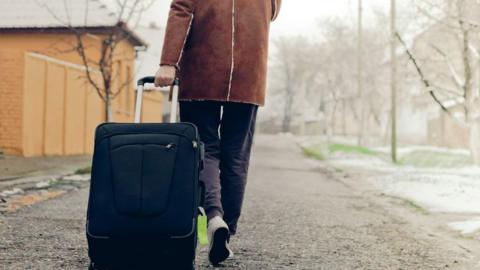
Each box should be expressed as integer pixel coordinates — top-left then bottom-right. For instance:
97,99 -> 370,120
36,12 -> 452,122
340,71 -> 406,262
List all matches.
178,97 -> 263,107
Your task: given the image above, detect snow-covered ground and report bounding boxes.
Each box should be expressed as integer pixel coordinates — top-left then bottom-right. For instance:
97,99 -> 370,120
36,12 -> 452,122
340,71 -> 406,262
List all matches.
298,136 -> 480,236
334,157 -> 480,235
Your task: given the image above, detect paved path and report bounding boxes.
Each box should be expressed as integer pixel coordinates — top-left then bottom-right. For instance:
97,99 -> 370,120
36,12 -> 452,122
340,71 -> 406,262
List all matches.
0,135 -> 478,269
0,155 -> 90,190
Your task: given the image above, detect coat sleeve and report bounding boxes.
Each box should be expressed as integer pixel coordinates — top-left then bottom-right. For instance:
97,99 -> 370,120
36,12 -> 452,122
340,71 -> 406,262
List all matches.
160,0 -> 195,68
271,0 -> 282,21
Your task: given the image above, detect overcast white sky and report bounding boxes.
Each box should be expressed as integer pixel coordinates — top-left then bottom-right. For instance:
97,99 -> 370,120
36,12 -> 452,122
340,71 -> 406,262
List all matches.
143,0 -> 394,37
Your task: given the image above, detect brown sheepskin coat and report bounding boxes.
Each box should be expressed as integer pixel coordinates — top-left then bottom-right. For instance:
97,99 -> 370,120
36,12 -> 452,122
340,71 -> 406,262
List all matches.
161,0 -> 282,106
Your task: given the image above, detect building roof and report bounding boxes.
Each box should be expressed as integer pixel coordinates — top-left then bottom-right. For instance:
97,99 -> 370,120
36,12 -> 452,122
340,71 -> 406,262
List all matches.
0,0 -> 146,47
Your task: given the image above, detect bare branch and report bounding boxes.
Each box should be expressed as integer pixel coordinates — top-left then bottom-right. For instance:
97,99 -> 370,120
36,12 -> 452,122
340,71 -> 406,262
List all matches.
74,32 -> 106,102
468,43 -> 480,59
116,0 -> 129,22
431,44 -> 465,89
35,0 -> 72,27
396,32 -> 452,115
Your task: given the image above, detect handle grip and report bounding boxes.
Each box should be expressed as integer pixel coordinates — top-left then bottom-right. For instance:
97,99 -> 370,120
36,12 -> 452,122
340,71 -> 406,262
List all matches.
136,76 -> 179,87
134,76 -> 180,124
137,76 -> 155,86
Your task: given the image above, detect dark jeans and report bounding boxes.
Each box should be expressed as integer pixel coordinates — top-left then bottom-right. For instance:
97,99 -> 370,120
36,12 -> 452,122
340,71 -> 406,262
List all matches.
179,101 -> 258,235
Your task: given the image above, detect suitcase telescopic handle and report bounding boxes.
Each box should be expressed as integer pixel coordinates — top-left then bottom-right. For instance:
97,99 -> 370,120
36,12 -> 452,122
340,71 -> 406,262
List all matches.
134,76 -> 180,124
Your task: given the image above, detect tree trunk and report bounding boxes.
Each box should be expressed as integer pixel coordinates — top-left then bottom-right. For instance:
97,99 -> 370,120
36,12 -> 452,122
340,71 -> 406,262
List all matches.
107,101 -> 113,123
390,0 -> 398,162
469,121 -> 480,165
326,103 -> 335,143
282,90 -> 293,133
331,100 -> 338,137
459,17 -> 478,164
357,0 -> 364,146
282,115 -> 291,133
105,90 -> 113,122
342,99 -> 347,135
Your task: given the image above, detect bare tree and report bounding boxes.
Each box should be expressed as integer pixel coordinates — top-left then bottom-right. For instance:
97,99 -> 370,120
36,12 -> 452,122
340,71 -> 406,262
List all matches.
403,0 -> 480,163
318,17 -> 391,144
270,37 -> 321,133
318,19 -> 357,138
41,0 -> 155,122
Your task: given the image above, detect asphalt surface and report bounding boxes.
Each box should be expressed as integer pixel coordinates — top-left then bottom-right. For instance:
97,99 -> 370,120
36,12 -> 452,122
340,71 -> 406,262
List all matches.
0,135 -> 477,269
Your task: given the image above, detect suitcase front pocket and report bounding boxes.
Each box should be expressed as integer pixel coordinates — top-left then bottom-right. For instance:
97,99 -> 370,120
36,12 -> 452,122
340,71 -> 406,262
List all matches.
110,137 -> 179,218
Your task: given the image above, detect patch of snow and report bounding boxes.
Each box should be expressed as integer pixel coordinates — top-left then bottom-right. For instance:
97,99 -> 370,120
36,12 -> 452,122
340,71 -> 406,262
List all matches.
299,135 -> 480,216
0,188 -> 24,197
399,146 -> 469,156
302,135 -> 471,157
448,218 -> 480,235
63,174 -> 90,182
371,173 -> 480,213
329,158 -> 395,172
35,181 -> 52,189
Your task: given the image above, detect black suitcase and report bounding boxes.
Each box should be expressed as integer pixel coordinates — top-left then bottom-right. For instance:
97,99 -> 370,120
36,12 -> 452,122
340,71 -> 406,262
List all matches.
86,77 -> 204,270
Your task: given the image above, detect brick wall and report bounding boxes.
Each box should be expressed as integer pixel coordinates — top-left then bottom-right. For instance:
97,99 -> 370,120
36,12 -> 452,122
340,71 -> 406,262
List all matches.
0,51 -> 24,155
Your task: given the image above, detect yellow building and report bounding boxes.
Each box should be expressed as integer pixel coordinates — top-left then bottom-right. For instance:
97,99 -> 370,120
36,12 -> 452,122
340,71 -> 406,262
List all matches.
0,0 -> 164,157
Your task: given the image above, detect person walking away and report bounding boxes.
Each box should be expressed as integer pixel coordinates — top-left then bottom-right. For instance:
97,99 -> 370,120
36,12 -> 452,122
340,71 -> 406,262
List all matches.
155,0 -> 282,265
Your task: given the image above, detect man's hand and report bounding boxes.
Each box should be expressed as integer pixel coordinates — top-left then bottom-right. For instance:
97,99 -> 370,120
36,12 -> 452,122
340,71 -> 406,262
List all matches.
154,65 -> 177,87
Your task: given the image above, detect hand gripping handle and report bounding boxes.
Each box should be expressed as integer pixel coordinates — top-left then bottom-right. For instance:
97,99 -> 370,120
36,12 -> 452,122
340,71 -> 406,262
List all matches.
134,76 -> 180,124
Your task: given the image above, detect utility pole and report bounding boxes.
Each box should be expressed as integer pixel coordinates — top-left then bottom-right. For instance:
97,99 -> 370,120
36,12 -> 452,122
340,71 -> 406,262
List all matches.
357,0 -> 364,146
390,0 -> 398,162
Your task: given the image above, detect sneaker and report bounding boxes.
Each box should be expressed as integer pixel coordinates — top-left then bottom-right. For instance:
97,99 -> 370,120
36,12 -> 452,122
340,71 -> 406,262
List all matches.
207,216 -> 233,265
